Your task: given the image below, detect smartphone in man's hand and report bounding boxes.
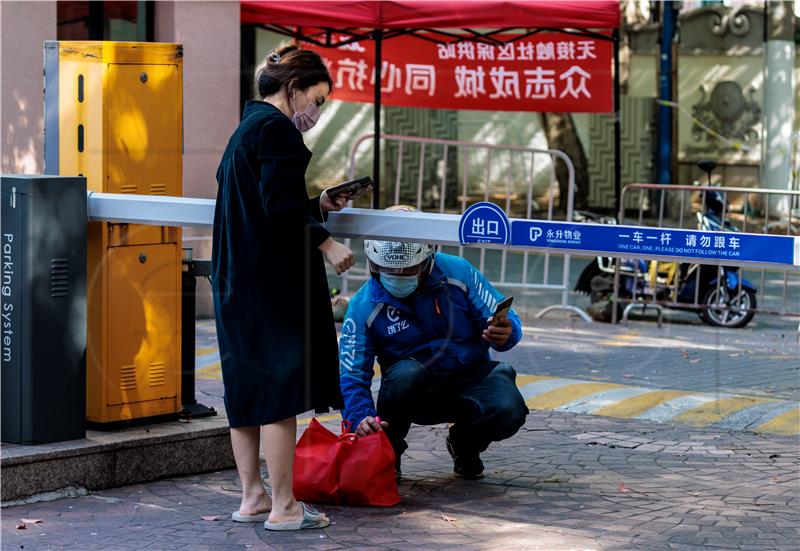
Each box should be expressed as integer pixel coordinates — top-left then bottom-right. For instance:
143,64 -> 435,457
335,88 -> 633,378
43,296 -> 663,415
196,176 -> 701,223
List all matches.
491,296 -> 514,326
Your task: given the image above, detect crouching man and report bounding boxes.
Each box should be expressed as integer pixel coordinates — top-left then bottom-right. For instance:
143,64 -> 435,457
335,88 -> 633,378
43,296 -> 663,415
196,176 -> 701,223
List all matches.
338,207 -> 528,479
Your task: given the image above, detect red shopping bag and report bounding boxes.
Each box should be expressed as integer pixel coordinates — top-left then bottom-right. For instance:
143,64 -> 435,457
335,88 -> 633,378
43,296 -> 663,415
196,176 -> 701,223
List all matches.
293,418 -> 400,507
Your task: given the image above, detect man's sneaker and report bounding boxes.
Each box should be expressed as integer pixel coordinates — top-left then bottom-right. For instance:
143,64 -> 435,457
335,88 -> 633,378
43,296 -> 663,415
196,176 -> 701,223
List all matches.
445,436 -> 484,479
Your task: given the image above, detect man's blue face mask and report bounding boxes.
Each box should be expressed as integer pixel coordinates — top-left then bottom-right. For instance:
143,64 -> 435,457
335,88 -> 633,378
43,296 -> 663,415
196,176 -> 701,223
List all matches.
379,273 -> 419,298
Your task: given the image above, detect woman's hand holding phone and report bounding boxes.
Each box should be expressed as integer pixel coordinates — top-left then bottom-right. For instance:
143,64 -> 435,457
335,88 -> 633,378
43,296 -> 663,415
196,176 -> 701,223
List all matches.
322,176 -> 373,207
319,237 -> 354,274
320,189 -> 349,213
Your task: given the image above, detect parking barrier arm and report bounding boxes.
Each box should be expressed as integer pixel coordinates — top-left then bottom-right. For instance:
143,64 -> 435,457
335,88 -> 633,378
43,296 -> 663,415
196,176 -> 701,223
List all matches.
87,193 -> 800,271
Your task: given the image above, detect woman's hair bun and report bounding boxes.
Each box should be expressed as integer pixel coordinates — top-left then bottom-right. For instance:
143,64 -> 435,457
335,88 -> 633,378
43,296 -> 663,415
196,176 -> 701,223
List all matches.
257,72 -> 281,96
255,45 -> 333,100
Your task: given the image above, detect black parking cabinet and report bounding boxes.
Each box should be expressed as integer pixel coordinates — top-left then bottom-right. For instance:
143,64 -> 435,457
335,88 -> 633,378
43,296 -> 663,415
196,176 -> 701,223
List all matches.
1,175 -> 87,444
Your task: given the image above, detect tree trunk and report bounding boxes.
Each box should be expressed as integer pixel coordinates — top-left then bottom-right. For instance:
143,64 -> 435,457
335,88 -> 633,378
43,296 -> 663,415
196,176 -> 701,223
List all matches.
538,112 -> 590,211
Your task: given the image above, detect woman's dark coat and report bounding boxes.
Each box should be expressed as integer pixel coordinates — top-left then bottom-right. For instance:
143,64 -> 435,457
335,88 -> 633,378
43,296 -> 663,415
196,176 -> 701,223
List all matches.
211,100 -> 342,427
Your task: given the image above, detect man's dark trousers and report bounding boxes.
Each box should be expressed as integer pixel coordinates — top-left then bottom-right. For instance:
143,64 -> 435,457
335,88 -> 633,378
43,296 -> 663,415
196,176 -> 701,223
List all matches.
376,359 -> 529,459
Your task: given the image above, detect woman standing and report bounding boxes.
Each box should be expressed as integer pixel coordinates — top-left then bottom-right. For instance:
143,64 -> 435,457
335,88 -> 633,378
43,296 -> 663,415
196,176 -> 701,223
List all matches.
212,46 -> 353,531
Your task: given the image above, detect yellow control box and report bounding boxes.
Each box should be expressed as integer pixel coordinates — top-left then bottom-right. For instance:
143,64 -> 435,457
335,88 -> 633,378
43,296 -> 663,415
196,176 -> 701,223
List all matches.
44,41 -> 183,425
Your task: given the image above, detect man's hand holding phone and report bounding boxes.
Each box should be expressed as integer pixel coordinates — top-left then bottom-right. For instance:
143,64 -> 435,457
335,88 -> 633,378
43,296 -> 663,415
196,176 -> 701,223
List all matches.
482,296 -> 513,347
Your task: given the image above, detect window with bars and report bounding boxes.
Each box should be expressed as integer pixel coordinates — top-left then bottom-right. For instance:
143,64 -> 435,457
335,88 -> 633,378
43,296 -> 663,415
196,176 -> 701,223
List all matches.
57,1 -> 153,41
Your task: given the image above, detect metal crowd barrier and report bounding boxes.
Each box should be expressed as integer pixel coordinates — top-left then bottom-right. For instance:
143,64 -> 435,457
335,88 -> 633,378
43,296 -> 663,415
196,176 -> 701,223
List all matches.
342,133 -> 586,320
611,183 -> 800,325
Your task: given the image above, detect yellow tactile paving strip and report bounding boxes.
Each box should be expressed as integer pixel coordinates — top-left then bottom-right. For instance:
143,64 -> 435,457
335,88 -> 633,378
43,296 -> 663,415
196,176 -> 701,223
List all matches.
755,407 -> 800,436
598,331 -> 640,347
674,396 -> 772,427
192,349 -> 798,436
526,382 -> 622,410
595,390 -> 691,418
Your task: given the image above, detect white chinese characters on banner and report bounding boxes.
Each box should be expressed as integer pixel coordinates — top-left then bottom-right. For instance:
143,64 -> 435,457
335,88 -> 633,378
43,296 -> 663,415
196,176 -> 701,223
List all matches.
437,43 -> 456,60
336,58 -> 369,91
454,66 -> 486,98
437,40 -> 600,63
457,41 -> 475,61
497,43 -> 515,61
524,68 -> 557,99
489,67 -> 520,99
556,41 -> 575,60
340,41 -> 366,53
476,43 -> 495,61
370,61 -> 403,93
311,34 -> 611,112
517,42 -> 535,61
405,64 -> 436,96
576,41 -> 597,59
536,42 -> 555,61
330,60 -> 591,101
559,66 -> 592,99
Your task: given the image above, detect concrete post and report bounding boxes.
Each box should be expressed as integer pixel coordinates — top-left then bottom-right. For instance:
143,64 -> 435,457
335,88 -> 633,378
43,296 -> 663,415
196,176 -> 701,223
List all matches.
1,2 -> 57,174
155,1 -> 240,317
762,0 -> 796,217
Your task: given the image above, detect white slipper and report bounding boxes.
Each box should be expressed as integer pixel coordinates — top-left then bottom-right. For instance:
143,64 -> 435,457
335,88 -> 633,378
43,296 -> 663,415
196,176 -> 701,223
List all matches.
264,502 -> 330,531
231,510 -> 268,522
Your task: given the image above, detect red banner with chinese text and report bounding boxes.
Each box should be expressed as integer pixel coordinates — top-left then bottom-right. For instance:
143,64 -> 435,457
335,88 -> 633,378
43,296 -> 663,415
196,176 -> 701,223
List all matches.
303,33 -> 613,113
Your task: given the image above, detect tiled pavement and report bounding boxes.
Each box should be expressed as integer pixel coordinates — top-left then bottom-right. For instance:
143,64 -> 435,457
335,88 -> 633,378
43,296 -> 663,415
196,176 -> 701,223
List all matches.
194,319 -> 800,436
3,316 -> 798,549
2,410 -> 798,550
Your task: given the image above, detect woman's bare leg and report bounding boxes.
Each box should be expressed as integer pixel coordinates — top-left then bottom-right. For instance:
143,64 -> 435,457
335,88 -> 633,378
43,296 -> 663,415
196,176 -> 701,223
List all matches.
262,417 -> 327,523
230,426 -> 272,516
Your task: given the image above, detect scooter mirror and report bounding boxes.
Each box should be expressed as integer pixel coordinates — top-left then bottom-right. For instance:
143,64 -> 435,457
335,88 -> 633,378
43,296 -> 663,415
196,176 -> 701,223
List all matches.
697,160 -> 716,186
697,160 -> 716,173
698,159 -> 716,172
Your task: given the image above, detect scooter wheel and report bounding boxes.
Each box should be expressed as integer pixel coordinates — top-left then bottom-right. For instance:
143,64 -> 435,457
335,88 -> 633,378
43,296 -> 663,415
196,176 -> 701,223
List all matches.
700,287 -> 757,328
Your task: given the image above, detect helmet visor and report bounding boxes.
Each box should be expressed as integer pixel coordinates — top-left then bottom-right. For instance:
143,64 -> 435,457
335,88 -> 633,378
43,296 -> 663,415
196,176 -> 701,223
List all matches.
368,256 -> 432,276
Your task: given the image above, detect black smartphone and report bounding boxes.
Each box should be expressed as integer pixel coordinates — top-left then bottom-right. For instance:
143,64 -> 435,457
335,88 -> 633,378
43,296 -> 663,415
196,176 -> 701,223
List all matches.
491,296 -> 514,325
325,176 -> 374,202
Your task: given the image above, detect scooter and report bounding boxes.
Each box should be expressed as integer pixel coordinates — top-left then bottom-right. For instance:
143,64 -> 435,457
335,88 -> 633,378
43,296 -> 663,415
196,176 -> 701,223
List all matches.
574,160 -> 757,328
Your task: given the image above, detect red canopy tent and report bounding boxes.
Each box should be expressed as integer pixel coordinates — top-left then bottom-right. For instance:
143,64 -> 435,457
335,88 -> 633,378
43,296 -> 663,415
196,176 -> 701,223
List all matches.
241,0 -> 622,210
242,1 -> 619,31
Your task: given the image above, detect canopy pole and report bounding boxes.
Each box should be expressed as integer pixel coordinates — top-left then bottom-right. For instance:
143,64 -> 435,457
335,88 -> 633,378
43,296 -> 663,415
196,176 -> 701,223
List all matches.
372,29 -> 383,209
613,28 -> 621,221
657,3 -> 677,186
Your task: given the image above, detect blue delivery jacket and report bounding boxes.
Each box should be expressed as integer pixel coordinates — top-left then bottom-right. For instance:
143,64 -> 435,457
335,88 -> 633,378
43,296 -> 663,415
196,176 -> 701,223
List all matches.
339,253 -> 523,428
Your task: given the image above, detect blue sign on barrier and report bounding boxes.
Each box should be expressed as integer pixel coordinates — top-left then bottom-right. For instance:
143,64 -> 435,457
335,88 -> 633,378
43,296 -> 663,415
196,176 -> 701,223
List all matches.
459,202 -> 511,245
510,220 -> 800,267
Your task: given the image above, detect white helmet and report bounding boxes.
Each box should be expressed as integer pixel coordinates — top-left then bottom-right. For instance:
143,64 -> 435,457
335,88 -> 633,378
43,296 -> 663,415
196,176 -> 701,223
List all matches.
364,206 -> 435,274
